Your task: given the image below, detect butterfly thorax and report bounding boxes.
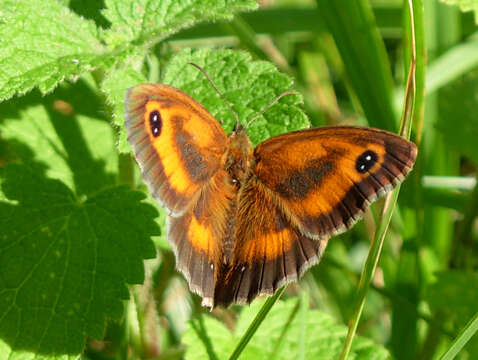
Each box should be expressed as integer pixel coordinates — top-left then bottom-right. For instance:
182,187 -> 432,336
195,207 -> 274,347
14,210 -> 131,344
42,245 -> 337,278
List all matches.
225,127 -> 254,187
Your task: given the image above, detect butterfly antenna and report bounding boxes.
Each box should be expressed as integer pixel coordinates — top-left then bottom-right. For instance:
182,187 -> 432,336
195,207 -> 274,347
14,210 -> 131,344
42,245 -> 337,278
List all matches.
188,62 -> 240,129
246,91 -> 297,128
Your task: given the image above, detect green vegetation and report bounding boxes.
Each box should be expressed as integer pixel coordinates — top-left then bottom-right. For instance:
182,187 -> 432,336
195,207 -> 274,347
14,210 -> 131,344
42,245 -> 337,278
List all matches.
0,0 -> 477,359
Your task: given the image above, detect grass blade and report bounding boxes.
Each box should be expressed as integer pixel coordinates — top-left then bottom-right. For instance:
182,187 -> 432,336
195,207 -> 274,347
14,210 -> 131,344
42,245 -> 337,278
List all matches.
315,0 -> 397,131
426,35 -> 478,95
440,311 -> 478,360
338,1 -> 417,358
338,188 -> 403,360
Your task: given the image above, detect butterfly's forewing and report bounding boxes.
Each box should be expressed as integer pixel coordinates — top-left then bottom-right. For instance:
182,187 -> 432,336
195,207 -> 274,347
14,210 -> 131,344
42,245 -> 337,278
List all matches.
124,84 -> 228,216
253,126 -> 417,238
214,126 -> 416,306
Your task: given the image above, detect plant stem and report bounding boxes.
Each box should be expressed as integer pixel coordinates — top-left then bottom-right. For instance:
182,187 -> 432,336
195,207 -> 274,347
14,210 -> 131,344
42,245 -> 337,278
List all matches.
338,189 -> 402,359
338,1 -> 417,358
228,286 -> 286,360
269,295 -> 301,360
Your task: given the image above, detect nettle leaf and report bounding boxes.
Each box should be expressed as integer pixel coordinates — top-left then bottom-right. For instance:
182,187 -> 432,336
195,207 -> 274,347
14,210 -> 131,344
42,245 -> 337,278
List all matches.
0,0 -> 115,101
0,339 -> 75,360
0,164 -> 158,355
0,0 -> 256,102
440,0 -> 478,23
183,299 -> 390,360
0,80 -> 117,196
102,0 -> 258,45
0,79 -> 159,356
426,271 -> 478,355
437,69 -> 478,164
114,48 -> 308,149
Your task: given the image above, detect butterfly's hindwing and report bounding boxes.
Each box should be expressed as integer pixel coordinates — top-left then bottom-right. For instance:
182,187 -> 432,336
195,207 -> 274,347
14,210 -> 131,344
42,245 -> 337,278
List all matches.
213,178 -> 327,306
168,170 -> 236,307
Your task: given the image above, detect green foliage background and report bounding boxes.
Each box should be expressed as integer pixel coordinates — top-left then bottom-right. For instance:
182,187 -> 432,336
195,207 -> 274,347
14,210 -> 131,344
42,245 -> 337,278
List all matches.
0,0 -> 478,359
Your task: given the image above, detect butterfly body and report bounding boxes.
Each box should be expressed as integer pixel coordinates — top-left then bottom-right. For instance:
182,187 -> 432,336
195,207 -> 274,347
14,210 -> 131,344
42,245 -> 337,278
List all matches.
224,126 -> 254,187
125,83 -> 417,308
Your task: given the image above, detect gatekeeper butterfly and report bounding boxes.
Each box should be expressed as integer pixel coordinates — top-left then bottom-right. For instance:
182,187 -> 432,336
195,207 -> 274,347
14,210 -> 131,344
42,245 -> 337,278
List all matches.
124,66 -> 417,308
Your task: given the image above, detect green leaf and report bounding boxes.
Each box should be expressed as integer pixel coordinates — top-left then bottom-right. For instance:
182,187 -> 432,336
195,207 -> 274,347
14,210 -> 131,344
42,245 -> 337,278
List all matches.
0,0 -> 112,100
162,48 -> 308,145
0,80 -> 117,196
0,338 -> 76,360
182,299 -> 390,360
440,0 -> 478,23
102,0 -> 258,46
436,69 -> 478,164
183,316 -> 234,360
0,163 -> 158,355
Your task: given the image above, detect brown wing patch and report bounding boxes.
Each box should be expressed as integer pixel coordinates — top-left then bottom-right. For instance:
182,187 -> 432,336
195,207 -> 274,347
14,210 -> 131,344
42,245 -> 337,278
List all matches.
213,178 -> 328,307
125,83 -> 227,216
168,170 -> 236,307
254,126 -> 417,238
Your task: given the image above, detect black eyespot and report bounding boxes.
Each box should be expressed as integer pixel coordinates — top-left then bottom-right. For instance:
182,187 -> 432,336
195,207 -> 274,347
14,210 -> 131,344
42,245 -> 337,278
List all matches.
355,150 -> 378,173
149,110 -> 162,137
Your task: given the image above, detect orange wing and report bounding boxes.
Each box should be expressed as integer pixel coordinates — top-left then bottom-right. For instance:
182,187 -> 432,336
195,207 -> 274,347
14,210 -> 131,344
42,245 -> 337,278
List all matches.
213,178 -> 328,306
213,126 -> 416,307
168,170 -> 236,307
124,84 -> 227,216
253,126 -> 417,238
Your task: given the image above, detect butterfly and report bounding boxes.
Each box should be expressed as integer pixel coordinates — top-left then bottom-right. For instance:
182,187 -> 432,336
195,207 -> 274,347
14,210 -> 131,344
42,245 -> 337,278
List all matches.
124,79 -> 417,308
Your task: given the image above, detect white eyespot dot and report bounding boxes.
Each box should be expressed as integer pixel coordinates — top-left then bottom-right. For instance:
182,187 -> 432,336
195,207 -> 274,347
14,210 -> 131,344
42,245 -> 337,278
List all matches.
241,266 -> 246,272
360,164 -> 366,171
210,263 -> 214,270
365,155 -> 372,161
